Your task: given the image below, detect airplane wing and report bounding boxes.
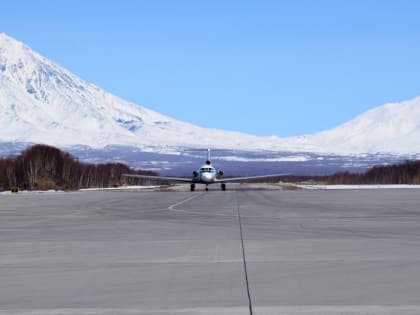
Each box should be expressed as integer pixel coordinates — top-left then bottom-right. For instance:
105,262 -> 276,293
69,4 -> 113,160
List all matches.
216,173 -> 290,183
122,173 -> 194,183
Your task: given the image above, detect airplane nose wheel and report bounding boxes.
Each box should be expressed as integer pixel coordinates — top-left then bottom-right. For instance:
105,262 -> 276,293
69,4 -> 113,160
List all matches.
205,186 -> 209,191
190,184 -> 195,192
221,183 -> 226,191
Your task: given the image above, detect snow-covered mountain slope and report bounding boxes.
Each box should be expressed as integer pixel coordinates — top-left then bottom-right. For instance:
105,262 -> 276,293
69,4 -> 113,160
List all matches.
286,97 -> 420,154
1,32 -> 420,154
0,33 -> 292,151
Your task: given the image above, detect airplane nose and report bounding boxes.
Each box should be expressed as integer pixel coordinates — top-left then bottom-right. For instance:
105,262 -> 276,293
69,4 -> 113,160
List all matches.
201,173 -> 213,183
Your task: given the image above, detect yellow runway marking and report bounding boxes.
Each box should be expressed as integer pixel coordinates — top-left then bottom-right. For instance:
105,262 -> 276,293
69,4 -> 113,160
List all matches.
167,193 -> 205,211
167,192 -> 278,219
167,192 -> 240,217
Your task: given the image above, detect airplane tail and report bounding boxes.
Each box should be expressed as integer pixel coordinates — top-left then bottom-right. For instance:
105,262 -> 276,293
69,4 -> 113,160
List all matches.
191,148 -> 211,164
183,148 -> 228,165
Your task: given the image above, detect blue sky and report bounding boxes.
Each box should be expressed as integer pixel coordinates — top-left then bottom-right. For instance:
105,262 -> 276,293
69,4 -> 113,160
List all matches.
2,0 -> 420,137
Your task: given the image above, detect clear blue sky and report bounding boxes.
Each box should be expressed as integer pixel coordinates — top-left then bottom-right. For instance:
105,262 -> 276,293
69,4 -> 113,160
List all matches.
2,0 -> 420,137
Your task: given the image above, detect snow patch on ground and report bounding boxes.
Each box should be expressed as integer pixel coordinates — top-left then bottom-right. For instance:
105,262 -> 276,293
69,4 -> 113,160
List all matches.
217,155 -> 309,162
1,186 -> 162,194
298,184 -> 420,190
80,185 -> 162,191
1,189 -> 65,195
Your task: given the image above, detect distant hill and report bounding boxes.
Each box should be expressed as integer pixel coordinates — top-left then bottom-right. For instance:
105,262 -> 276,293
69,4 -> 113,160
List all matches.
297,97 -> 420,154
0,144 -> 155,191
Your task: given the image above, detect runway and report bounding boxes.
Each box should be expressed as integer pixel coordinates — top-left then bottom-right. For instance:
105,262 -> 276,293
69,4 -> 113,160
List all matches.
1,187 -> 420,314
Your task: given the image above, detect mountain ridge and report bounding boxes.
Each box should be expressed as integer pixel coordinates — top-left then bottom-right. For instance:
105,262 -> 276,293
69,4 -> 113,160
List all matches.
1,32 -> 420,154
0,32 -> 293,152
302,96 -> 420,153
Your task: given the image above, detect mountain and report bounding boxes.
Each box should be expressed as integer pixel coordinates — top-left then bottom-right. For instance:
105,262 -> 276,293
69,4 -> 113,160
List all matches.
1,32 -> 420,155
0,33 -> 291,152
289,97 -> 420,154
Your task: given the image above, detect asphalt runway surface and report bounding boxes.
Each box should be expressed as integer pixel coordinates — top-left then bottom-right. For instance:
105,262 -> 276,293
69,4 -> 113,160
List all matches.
1,186 -> 420,314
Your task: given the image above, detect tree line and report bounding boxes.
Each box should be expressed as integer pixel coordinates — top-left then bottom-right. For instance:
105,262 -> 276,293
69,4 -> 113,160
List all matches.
0,144 -> 157,191
327,160 -> 420,185
1,144 -> 419,190
240,160 -> 420,185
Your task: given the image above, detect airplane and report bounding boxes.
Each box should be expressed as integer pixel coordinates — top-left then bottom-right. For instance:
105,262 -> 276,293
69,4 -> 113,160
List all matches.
122,149 -> 290,191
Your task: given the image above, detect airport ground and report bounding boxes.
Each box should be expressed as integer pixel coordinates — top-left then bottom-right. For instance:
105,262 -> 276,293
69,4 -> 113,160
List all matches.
1,184 -> 420,314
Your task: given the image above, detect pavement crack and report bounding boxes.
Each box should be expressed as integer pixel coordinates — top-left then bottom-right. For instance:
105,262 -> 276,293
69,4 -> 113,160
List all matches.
236,191 -> 254,315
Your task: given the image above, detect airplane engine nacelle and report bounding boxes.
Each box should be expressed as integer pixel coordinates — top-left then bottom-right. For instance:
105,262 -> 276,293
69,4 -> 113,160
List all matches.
218,170 -> 224,176
193,171 -> 199,177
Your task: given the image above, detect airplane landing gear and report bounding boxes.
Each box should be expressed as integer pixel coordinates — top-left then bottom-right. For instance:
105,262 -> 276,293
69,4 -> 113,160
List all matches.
190,183 -> 195,192
221,183 -> 226,191
205,185 -> 209,191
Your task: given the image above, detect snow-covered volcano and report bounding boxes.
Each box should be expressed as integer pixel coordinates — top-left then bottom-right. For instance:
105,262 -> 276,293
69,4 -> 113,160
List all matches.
0,33 -> 290,151
1,32 -> 420,155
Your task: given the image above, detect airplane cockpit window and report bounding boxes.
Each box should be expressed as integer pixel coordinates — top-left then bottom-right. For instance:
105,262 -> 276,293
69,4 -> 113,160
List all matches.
200,168 -> 215,173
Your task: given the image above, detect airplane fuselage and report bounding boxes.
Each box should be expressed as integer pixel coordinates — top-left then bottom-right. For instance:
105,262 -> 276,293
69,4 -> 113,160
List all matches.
194,164 -> 218,184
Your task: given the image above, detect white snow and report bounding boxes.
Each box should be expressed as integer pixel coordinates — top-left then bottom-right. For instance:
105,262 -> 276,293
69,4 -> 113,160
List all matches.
1,32 -> 420,154
0,186 -> 162,194
297,184 -> 420,190
80,185 -> 162,191
0,189 -> 65,195
0,33 -> 289,151
217,155 -> 309,162
291,98 -> 420,154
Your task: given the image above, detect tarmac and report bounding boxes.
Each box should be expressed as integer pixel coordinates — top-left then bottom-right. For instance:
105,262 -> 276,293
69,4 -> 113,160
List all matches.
1,185 -> 420,314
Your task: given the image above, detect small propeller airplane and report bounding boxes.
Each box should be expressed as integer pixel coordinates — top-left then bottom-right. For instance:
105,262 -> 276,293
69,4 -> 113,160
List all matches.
122,149 -> 289,191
